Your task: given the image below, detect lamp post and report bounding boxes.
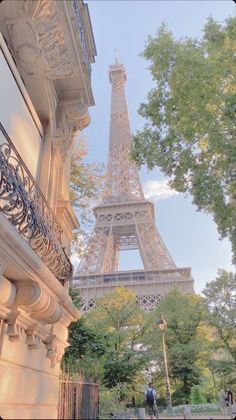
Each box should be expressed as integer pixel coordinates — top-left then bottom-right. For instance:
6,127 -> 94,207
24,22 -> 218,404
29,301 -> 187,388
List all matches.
157,315 -> 172,412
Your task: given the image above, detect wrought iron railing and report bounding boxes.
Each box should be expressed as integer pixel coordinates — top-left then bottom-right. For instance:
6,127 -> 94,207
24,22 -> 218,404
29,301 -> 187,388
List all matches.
0,123 -> 73,284
72,0 -> 92,78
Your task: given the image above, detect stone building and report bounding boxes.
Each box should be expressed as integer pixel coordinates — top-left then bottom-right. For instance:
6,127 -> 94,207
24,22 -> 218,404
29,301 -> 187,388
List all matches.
0,0 -> 96,418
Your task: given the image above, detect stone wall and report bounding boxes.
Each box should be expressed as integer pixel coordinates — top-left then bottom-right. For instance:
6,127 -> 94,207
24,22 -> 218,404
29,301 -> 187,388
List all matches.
0,0 -> 97,418
0,318 -> 60,419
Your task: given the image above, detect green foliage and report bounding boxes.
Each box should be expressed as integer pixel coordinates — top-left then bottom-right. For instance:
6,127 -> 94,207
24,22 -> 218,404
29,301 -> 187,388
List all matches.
69,286 -> 81,309
85,288 -> 150,388
150,288 -> 208,403
64,283 -> 236,409
103,349 -> 147,388
132,17 -> 236,262
203,270 -> 236,364
69,138 -> 105,255
63,288 -> 108,379
63,317 -> 108,363
99,384 -> 128,418
70,139 -> 104,223
190,385 -> 207,404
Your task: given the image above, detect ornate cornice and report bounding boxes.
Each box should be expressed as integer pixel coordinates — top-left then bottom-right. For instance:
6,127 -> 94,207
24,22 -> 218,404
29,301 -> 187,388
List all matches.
2,1 -> 72,80
14,282 -> 62,324
0,0 -> 95,139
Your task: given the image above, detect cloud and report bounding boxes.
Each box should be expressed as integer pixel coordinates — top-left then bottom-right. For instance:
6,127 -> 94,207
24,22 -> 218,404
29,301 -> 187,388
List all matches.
142,179 -> 179,201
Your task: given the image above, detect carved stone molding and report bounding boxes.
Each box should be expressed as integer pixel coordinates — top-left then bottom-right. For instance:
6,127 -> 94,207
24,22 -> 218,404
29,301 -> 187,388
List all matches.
25,322 -> 39,349
0,276 -> 16,307
60,100 -> 90,150
0,259 -> 16,307
15,282 -> 62,324
2,0 -> 73,79
0,257 -> 7,278
5,309 -> 20,341
43,329 -> 63,367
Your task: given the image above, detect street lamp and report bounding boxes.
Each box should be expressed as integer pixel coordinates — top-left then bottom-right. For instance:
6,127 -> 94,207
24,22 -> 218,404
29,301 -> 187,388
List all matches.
157,315 -> 172,412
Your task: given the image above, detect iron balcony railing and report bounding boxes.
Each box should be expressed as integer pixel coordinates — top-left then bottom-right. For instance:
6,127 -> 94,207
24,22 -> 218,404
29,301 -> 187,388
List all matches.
0,123 -> 73,284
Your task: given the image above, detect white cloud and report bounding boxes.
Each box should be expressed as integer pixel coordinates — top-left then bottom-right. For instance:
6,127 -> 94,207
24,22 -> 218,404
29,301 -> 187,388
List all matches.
142,179 -> 179,202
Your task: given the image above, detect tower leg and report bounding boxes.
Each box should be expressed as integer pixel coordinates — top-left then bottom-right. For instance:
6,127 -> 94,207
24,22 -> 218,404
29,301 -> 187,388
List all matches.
135,216 -> 176,270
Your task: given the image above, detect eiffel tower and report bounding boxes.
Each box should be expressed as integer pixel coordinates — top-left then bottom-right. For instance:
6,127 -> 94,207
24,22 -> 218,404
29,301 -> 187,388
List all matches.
74,58 -> 194,312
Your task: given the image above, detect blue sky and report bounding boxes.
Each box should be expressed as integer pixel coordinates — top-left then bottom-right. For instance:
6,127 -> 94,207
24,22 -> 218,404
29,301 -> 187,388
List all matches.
78,0 -> 235,293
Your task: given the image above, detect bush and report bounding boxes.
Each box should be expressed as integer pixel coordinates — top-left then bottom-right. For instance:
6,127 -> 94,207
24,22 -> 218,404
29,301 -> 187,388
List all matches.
190,385 -> 207,404
171,403 -> 219,414
99,385 -> 127,419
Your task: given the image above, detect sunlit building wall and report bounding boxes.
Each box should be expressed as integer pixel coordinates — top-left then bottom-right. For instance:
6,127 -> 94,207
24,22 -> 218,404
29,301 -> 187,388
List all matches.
0,1 -> 96,418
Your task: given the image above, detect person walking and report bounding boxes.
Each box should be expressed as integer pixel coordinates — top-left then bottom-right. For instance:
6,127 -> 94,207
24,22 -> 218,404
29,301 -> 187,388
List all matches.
145,383 -> 158,419
226,388 -> 234,405
219,388 -> 227,415
226,388 -> 234,417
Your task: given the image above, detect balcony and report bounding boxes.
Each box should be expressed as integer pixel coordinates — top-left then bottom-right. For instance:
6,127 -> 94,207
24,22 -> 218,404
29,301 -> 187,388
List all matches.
0,123 -> 73,285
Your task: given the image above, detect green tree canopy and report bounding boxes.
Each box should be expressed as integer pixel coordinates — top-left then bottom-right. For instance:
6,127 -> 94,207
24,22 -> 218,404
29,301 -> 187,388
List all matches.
70,138 -> 104,221
132,17 -> 236,262
69,137 -> 105,255
148,288 -> 208,403
203,270 -> 236,364
85,288 -> 149,388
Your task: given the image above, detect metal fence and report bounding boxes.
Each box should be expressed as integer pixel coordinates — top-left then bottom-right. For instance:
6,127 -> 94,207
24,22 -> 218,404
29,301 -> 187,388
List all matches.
58,374 -> 99,419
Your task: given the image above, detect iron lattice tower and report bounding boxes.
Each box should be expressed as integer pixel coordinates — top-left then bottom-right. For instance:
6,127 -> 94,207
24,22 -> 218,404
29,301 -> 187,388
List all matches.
74,59 -> 194,311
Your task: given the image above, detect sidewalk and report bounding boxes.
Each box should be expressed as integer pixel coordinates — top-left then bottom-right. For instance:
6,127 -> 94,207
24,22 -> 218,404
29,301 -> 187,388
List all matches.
145,414 -> 232,420
125,415 -> 232,420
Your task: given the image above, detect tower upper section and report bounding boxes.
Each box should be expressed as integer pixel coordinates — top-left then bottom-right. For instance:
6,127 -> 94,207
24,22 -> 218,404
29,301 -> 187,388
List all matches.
101,60 -> 144,205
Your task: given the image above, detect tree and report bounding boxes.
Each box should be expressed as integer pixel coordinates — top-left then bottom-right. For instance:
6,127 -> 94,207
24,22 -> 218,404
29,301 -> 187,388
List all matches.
70,138 -> 104,222
85,288 -> 150,388
149,288 -> 208,403
70,137 -> 104,255
132,17 -> 236,262
62,287 -> 108,381
203,270 -> 236,364
190,385 -> 207,404
63,317 -> 108,365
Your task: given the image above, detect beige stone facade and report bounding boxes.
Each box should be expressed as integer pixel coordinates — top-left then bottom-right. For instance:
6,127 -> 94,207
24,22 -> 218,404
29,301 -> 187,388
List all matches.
0,1 -> 96,418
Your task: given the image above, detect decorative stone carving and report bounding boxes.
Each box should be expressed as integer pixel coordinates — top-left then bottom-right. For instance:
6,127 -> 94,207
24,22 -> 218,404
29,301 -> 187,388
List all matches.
43,329 -> 63,368
4,0 -> 73,79
35,1 -> 73,79
1,0 -> 73,79
15,282 -> 62,324
0,259 -> 16,307
5,309 -> 20,341
0,258 -> 6,278
25,323 -> 39,349
60,100 -> 90,151
0,276 -> 16,307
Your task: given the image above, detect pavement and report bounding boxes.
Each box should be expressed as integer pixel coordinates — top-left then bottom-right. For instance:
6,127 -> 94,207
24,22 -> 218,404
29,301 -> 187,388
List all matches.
122,415 -> 233,420
146,415 -> 233,420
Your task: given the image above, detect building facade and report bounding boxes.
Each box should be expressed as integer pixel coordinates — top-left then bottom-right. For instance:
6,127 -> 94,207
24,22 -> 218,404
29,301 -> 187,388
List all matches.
74,59 -> 194,312
0,0 -> 96,418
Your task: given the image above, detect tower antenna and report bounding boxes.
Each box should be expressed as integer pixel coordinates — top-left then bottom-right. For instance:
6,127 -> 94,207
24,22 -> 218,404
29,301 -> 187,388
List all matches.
114,49 -> 119,64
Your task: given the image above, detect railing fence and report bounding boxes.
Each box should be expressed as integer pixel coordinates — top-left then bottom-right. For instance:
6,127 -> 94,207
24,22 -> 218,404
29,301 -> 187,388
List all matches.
58,373 -> 99,419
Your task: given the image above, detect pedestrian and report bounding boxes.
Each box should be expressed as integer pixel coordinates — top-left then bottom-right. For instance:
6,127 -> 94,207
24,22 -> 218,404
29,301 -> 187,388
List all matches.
225,388 -> 234,417
219,388 -> 227,415
145,382 -> 158,419
226,388 -> 234,405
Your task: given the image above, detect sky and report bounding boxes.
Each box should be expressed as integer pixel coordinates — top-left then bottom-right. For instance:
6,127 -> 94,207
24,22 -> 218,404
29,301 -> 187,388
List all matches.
75,0 -> 235,293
